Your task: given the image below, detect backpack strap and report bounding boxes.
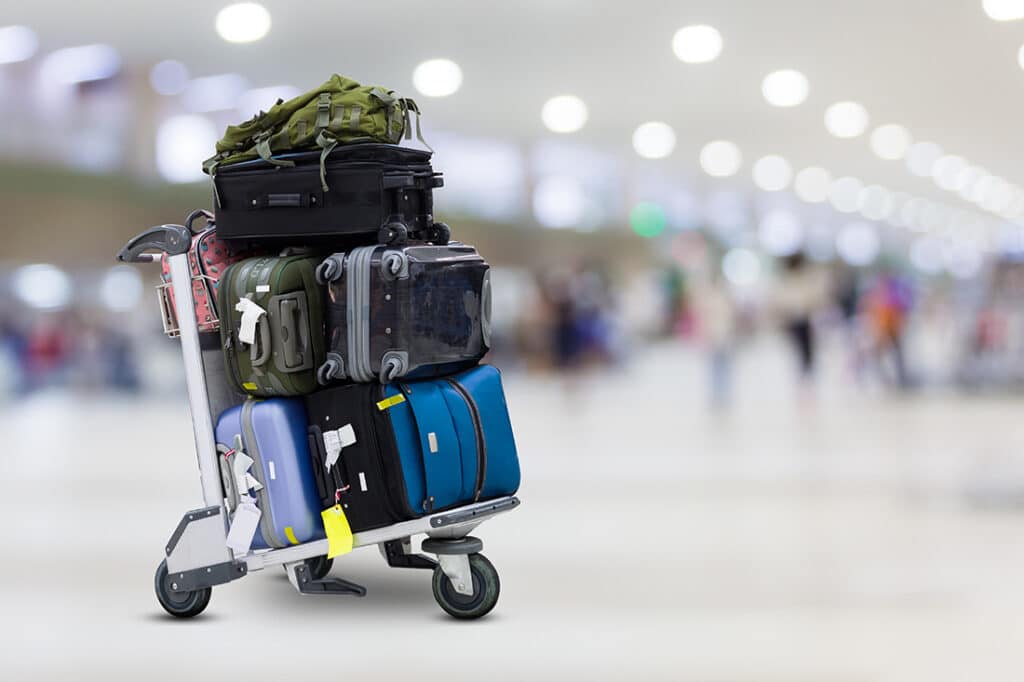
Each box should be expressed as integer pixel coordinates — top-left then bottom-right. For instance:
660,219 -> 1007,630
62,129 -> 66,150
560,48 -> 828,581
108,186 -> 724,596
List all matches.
315,130 -> 339,192
254,130 -> 296,168
315,93 -> 332,133
402,98 -> 432,152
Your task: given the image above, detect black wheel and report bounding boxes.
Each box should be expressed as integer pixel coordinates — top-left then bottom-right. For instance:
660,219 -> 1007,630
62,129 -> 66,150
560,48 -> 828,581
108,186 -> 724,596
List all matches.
306,555 -> 334,580
431,553 -> 500,620
427,222 -> 451,245
378,222 -> 408,245
154,560 -> 212,619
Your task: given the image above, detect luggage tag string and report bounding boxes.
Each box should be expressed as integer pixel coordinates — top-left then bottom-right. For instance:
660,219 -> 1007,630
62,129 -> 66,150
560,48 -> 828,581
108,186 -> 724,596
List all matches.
334,485 -> 350,503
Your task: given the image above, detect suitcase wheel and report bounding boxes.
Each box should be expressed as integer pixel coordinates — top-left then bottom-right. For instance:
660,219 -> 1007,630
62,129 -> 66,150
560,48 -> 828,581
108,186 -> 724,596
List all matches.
426,222 -> 451,246
378,221 -> 409,245
154,559 -> 212,619
431,553 -> 500,620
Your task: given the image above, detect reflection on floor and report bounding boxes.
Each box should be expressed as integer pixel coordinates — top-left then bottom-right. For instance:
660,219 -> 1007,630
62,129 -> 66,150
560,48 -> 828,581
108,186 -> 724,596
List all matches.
3,340 -> 1024,681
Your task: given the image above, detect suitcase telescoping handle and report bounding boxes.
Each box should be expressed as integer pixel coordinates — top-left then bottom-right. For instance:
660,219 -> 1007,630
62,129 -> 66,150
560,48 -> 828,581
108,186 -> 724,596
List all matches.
117,224 -> 191,263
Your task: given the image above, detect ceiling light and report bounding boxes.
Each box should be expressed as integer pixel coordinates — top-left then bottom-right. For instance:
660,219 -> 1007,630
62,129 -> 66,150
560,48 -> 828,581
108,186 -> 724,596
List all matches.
794,166 -> 831,203
13,264 -> 72,310
869,124 -> 912,160
100,266 -> 143,312
532,176 -> 586,228
758,209 -> 804,256
983,0 -> 1024,21
906,141 -> 943,177
541,95 -> 588,133
39,44 -> 120,85
237,85 -> 301,118
829,176 -> 863,213
632,121 -> 676,159
761,69 -> 809,107
699,140 -> 742,177
0,25 -> 38,65
981,177 -> 1014,213
752,155 -> 792,191
149,60 -> 189,96
215,3 -> 271,43
722,248 -> 761,286
671,25 -> 722,64
932,155 -> 968,192
412,58 -> 463,98
824,101 -> 869,138
858,184 -> 893,221
156,115 -> 219,183
630,202 -> 667,238
836,222 -> 880,266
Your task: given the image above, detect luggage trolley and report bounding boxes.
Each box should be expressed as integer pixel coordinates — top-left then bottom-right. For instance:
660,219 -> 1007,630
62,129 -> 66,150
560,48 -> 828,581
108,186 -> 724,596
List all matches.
118,223 -> 519,620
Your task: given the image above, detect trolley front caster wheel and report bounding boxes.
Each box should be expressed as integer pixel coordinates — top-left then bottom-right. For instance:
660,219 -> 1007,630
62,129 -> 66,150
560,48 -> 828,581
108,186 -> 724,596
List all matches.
378,222 -> 408,245
426,222 -> 451,245
154,559 -> 211,619
431,553 -> 500,620
306,555 -> 334,580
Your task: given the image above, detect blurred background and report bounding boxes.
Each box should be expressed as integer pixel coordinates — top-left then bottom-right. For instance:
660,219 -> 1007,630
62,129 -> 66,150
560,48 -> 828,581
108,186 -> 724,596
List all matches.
4,1 -> 1024,679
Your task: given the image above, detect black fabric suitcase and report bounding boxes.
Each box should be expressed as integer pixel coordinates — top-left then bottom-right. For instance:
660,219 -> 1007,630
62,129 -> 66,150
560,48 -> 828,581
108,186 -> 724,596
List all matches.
314,243 -> 491,385
212,143 -> 449,245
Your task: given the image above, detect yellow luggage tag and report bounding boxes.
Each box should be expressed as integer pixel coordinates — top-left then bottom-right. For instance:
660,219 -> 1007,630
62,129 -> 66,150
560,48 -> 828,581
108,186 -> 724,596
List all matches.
321,504 -> 353,559
376,393 -> 406,411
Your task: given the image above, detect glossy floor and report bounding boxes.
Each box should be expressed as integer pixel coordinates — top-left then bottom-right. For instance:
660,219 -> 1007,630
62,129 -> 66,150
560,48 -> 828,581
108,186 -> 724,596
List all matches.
3,340 -> 1024,681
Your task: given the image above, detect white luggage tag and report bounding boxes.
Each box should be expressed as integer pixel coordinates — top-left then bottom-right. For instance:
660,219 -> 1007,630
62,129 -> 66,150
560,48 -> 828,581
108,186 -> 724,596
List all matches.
226,498 -> 262,553
235,296 -> 266,345
322,424 -> 357,471
231,450 -> 264,496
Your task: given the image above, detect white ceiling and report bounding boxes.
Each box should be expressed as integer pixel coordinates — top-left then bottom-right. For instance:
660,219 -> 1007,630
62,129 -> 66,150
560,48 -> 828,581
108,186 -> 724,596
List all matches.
5,0 -> 1024,210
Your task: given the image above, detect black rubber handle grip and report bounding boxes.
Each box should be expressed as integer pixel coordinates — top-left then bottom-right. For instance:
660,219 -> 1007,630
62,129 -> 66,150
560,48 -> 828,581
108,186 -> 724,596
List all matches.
116,224 -> 191,262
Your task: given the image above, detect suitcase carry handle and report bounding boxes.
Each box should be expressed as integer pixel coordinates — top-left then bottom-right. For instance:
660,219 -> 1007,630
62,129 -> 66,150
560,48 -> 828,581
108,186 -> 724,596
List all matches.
185,209 -> 214,234
278,295 -> 309,369
117,224 -> 191,262
249,318 -> 273,367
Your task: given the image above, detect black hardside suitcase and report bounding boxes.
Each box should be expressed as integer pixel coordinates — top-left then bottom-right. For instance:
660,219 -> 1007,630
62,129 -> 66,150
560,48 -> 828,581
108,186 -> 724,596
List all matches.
314,243 -> 491,385
212,143 -> 450,246
305,383 -> 416,532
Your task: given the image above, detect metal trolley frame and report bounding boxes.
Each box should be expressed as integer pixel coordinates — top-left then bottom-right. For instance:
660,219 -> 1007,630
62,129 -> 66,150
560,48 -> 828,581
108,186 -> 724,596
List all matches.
119,223 -> 518,619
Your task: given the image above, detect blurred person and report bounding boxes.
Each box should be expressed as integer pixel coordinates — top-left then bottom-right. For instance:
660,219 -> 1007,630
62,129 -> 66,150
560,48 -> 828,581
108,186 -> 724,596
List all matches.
0,315 -> 28,396
692,269 -> 738,409
771,253 -> 829,389
862,268 -> 914,390
23,314 -> 72,392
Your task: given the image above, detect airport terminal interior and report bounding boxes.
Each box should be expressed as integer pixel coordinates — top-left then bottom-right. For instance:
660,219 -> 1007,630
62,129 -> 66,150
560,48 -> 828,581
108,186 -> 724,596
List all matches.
4,1 -> 1024,679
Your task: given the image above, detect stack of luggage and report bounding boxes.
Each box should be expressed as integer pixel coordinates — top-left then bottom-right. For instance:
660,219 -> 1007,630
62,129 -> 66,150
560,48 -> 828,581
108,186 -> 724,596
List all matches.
162,74 -> 520,552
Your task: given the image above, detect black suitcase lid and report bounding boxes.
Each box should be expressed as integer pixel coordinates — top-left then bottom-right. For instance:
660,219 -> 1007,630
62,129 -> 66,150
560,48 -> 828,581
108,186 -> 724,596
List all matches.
217,142 -> 433,175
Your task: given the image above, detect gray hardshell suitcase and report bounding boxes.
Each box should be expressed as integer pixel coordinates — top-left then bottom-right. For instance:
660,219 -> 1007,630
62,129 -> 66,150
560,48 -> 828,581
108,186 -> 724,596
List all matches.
315,243 -> 491,385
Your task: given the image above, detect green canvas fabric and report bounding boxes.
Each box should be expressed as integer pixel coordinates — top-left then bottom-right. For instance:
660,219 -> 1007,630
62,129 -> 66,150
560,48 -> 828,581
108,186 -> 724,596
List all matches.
203,74 -> 427,193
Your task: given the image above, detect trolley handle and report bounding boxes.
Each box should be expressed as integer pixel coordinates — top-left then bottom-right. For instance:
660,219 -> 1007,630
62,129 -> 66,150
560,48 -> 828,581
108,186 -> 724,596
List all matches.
117,224 -> 191,264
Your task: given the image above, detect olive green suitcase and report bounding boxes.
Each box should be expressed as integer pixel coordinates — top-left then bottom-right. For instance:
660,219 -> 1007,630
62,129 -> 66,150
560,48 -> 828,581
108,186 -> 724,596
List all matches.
219,255 -> 325,397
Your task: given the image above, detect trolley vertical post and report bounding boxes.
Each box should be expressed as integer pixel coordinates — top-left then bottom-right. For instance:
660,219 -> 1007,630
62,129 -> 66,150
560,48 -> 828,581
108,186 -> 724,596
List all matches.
167,253 -> 222,508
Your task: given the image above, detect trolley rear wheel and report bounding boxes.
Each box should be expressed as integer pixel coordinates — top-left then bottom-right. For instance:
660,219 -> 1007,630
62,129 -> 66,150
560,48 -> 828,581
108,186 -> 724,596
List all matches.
154,560 -> 212,619
431,553 -> 500,620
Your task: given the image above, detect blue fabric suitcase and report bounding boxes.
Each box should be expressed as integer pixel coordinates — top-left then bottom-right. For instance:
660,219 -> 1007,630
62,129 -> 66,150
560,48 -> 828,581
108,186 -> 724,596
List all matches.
304,364 -> 520,531
215,399 -> 325,549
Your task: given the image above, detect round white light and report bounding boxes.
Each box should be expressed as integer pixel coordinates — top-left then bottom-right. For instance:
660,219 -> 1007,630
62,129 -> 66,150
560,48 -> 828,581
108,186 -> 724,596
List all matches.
215,3 -> 271,43
761,69 -> 809,107
824,101 -> 869,138
932,155 -> 967,192
752,155 -> 792,191
909,237 -> 944,274
983,0 -> 1024,21
836,222 -> 880,266
672,24 -> 723,64
541,95 -> 588,134
13,264 -> 72,310
149,60 -> 189,96
956,166 -> 988,200
906,141 -> 943,177
981,176 -> 1014,213
829,176 -> 863,213
0,25 -> 38,65
155,115 -> 219,183
869,124 -> 912,160
699,140 -> 742,177
794,166 -> 832,203
412,58 -> 463,98
532,176 -> 586,229
722,248 -> 761,287
100,266 -> 143,312
858,184 -> 894,221
758,209 -> 804,256
632,121 -> 676,159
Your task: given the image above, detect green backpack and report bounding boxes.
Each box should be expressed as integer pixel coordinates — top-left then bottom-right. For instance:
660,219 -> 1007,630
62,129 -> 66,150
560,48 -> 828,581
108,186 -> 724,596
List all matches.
203,73 -> 428,193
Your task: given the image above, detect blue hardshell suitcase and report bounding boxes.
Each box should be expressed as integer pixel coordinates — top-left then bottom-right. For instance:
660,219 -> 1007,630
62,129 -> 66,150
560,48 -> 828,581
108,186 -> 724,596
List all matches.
304,364 -> 520,531
215,399 -> 325,549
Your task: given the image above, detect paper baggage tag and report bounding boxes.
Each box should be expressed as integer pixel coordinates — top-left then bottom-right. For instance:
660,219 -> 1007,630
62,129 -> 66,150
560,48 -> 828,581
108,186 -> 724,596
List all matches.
232,451 -> 263,495
321,505 -> 353,559
226,500 -> 262,553
235,297 -> 266,345
322,424 -> 357,470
